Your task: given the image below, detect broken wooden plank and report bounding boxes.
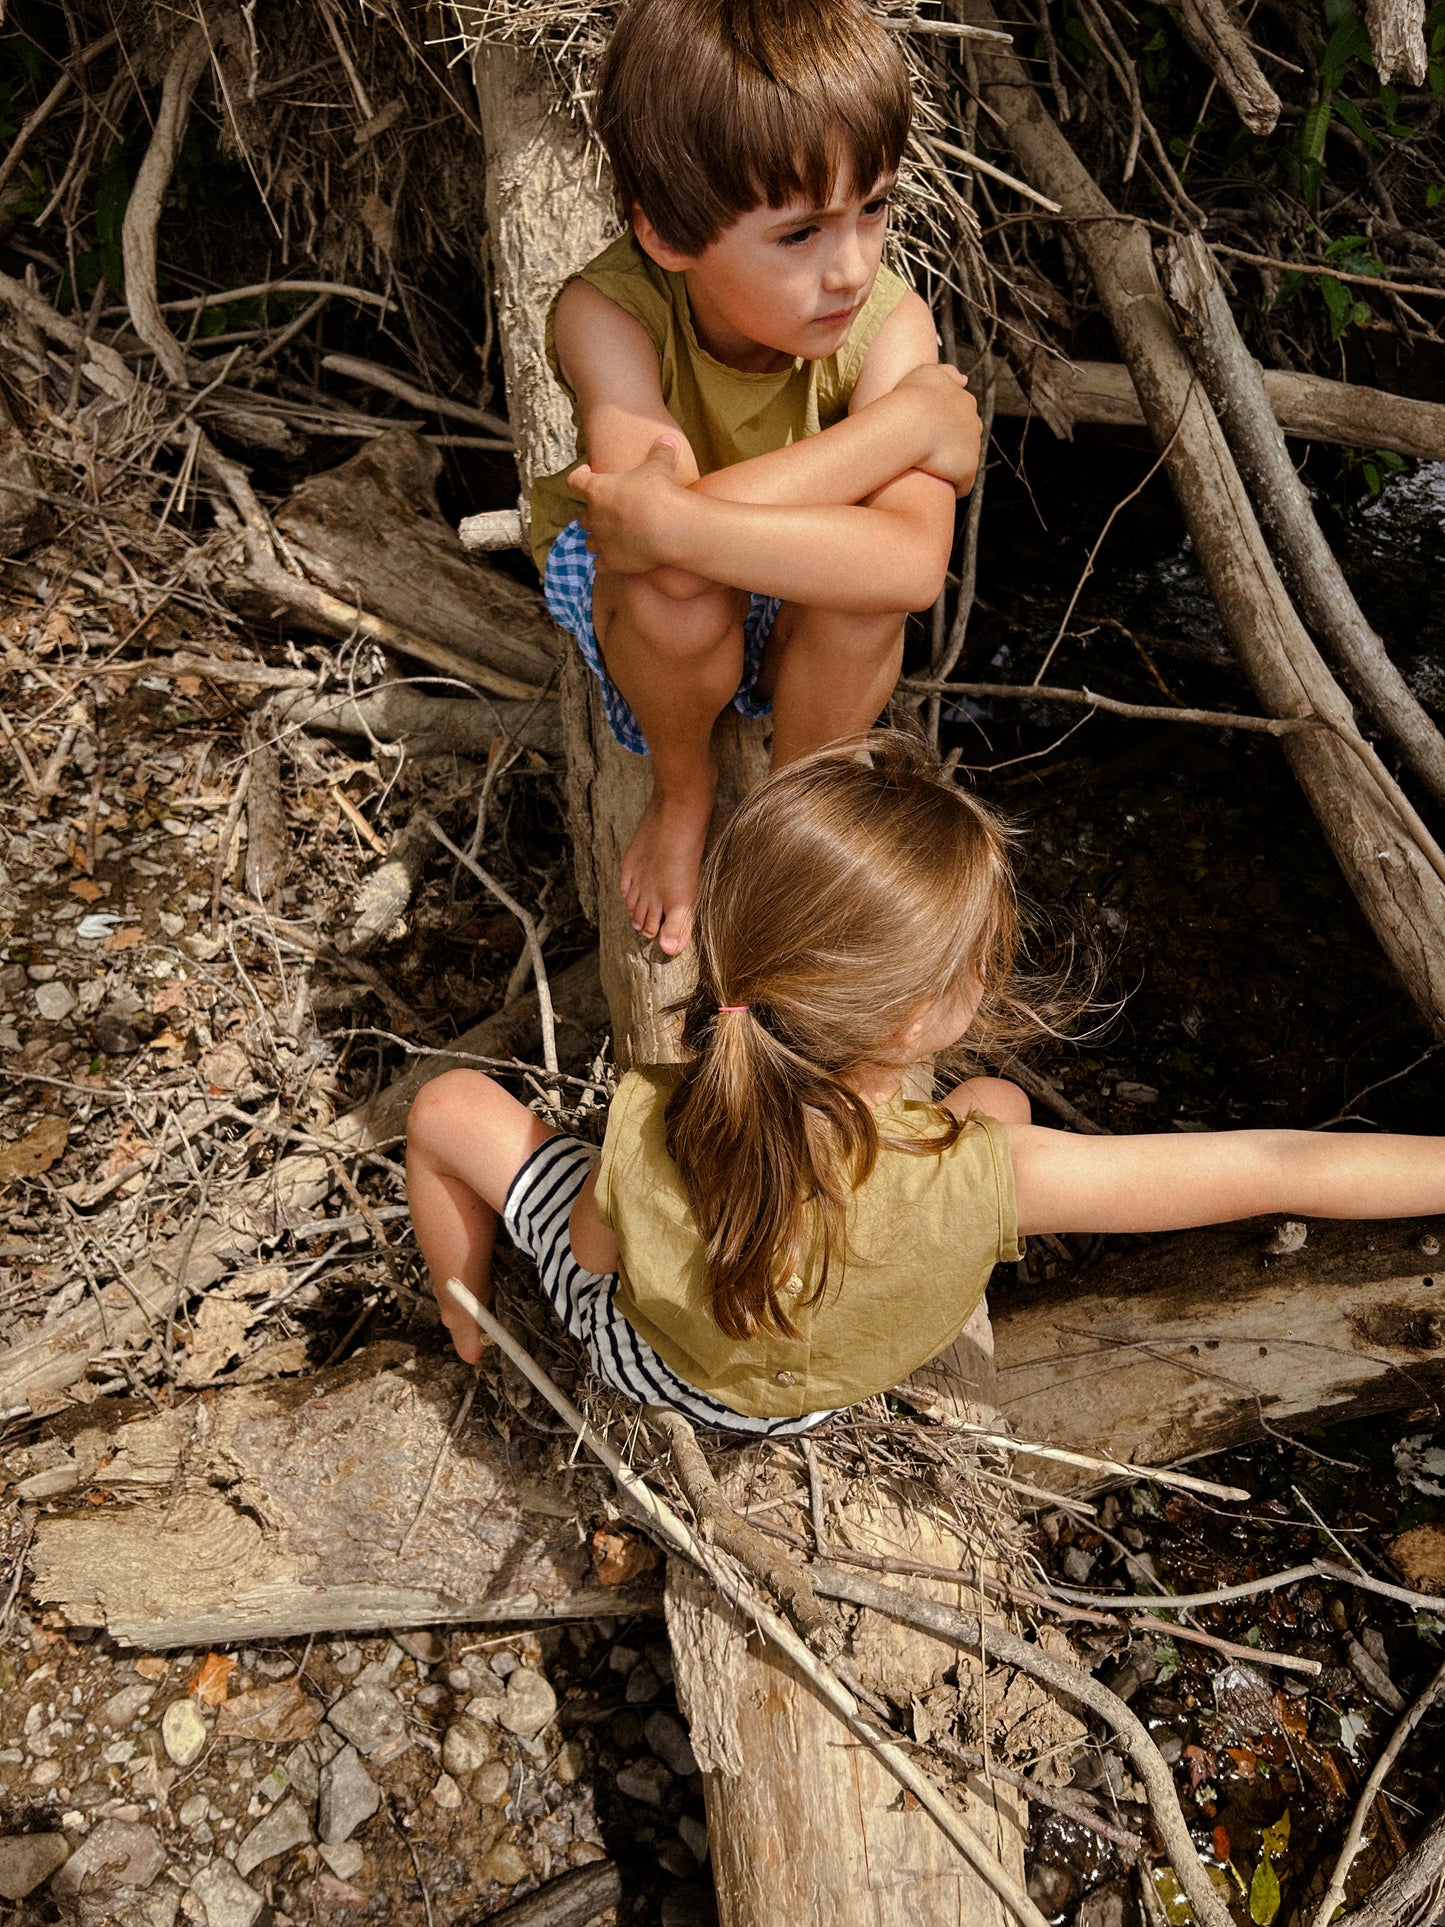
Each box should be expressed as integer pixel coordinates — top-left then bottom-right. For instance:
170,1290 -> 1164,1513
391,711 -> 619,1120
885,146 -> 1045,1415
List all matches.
26,1340 -> 659,1645
992,1213 -> 1445,1483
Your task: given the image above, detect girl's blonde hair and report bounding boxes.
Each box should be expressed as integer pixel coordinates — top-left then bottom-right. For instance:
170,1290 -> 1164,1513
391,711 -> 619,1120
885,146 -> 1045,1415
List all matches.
666,733 -> 1037,1343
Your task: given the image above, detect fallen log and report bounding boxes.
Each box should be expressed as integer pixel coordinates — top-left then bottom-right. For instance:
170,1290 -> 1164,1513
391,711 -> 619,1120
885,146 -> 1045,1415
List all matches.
24,1340 -> 659,1646
0,951 -> 606,1413
1161,232 -> 1445,811
272,678 -> 561,764
1178,0 -> 1280,132
964,0 -> 1445,1040
966,353 -> 1445,461
992,1213 -> 1445,1481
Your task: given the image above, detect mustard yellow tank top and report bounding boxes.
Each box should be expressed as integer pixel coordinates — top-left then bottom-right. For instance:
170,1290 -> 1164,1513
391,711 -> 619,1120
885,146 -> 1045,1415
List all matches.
529,231 -> 912,573
594,1067 -> 1023,1420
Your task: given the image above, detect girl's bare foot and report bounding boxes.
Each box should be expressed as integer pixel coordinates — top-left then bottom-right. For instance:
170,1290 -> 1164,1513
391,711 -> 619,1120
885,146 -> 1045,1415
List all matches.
619,774 -> 715,955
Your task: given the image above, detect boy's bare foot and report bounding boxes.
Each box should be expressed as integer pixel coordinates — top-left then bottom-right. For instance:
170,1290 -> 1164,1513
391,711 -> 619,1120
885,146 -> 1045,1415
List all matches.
619,775 -> 714,955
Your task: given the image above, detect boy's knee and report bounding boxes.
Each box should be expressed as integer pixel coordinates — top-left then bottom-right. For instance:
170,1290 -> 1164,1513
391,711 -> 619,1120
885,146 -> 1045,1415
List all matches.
611,575 -> 744,661
407,1069 -> 499,1153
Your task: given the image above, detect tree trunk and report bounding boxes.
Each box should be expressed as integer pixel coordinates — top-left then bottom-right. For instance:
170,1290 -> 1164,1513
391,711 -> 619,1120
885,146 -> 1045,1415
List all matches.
963,0 -> 1445,1039
24,1341 -> 659,1646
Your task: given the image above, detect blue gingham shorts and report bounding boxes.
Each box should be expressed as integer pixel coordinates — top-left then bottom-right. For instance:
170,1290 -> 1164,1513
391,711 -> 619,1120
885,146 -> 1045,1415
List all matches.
542,519 -> 781,756
503,1134 -> 832,1436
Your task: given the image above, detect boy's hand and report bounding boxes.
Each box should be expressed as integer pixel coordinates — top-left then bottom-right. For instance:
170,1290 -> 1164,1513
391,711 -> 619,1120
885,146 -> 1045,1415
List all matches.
569,435 -> 687,575
893,364 -> 981,497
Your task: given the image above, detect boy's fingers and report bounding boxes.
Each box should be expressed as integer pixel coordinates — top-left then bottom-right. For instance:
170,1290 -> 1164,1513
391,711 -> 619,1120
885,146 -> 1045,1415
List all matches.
647,434 -> 680,469
567,463 -> 594,494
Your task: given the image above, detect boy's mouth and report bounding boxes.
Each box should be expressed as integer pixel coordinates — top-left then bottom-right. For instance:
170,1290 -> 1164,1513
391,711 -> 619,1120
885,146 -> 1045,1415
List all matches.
814,303 -> 860,326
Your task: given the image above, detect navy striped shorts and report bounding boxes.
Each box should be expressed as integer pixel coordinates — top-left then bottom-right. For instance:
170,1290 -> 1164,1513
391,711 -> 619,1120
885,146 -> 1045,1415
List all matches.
542,519 -> 781,756
503,1134 -> 832,1436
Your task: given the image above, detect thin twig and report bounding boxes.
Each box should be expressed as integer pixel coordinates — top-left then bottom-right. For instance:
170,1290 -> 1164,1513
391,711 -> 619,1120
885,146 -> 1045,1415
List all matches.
902,677 -> 1321,739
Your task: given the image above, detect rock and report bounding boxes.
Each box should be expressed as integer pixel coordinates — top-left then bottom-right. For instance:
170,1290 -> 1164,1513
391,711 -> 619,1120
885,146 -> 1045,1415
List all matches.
327,1682 -> 405,1756
235,1794 -> 312,1878
189,1858 -> 263,1927
553,1740 -> 585,1785
178,1796 -> 209,1829
94,1011 -> 140,1054
319,1744 -> 380,1845
445,1668 -> 472,1693
677,1815 -> 709,1865
161,1699 -> 208,1766
490,1650 -> 519,1677
100,1684 -> 156,1730
30,1759 -> 63,1787
0,1833 -> 71,1901
625,1662 -> 661,1704
475,1760 -> 510,1807
430,1772 -> 463,1810
1262,1218 -> 1308,1256
283,1741 -> 319,1804
660,1883 -> 718,1927
659,1841 -> 697,1877
52,1820 -> 165,1896
478,1839 -> 530,1886
320,1842 -> 364,1880
616,1758 -> 673,1807
1027,1862 -> 1078,1915
645,1712 -> 698,1780
392,1630 -> 446,1665
441,1716 -> 493,1777
35,981 -> 75,1021
1078,1880 -> 1131,1927
608,1646 -> 640,1676
501,1669 -> 556,1739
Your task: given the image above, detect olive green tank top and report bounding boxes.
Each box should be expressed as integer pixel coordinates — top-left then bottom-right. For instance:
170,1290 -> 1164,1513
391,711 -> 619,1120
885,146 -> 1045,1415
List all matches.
529,231 -> 912,573
594,1067 -> 1022,1420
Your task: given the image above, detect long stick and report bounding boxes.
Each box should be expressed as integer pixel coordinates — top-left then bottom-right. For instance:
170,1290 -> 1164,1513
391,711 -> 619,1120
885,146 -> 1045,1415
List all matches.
425,824 -> 558,1080
1311,1655 -> 1445,1927
937,1423 -> 1252,1502
440,1280 -> 1051,1927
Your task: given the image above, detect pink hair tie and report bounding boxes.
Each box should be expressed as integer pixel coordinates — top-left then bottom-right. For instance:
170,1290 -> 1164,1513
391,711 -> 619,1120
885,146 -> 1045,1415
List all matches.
717,1004 -> 749,1013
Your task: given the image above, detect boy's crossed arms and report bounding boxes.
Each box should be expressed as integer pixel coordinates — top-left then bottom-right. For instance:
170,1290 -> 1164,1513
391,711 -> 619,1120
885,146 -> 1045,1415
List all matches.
556,274 -> 980,954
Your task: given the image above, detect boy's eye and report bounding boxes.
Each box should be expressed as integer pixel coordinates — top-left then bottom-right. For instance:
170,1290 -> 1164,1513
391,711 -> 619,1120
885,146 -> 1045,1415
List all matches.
862,196 -> 891,219
778,223 -> 820,247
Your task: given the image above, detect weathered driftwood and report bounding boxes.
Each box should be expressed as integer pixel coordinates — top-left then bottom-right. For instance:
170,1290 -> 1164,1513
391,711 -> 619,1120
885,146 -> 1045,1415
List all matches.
1161,232 -> 1445,811
272,679 -> 560,765
1364,0 -> 1428,84
965,0 -> 1445,1040
227,428 -> 561,693
26,1341 -> 659,1645
965,353 -> 1445,461
0,952 -> 606,1412
992,1213 -> 1445,1480
1177,0 -> 1280,132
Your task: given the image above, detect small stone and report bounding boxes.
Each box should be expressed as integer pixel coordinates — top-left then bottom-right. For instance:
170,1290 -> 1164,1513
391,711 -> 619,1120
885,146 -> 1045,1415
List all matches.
320,1842 -> 364,1881
1420,1233 -> 1441,1257
625,1662 -> 661,1704
501,1669 -> 556,1739
100,1683 -> 156,1730
442,1716 -> 492,1777
1262,1219 -> 1308,1257
659,1840 -> 697,1878
235,1794 -> 311,1878
608,1646 -> 639,1676
319,1745 -> 380,1845
553,1740 -> 585,1785
162,1699 -> 208,1766
392,1630 -> 446,1665
326,1683 -> 404,1756
645,1712 -> 698,1779
478,1839 -> 530,1886
474,1761 -> 510,1807
189,1858 -> 263,1927
0,1833 -> 71,1901
30,1759 -> 63,1787
35,982 -> 76,1021
103,1738 -> 137,1765
52,1820 -> 165,1895
179,1795 -> 210,1828
678,1815 -> 709,1865
1114,1080 -> 1159,1103
616,1758 -> 673,1807
282,1741 -> 319,1804
490,1650 -> 519,1677
256,1768 -> 287,1804
430,1773 -> 462,1810
445,1668 -> 472,1693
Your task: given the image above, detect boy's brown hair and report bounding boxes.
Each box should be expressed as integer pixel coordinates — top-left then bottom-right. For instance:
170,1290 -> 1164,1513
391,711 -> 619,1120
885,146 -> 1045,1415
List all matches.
594,0 -> 911,256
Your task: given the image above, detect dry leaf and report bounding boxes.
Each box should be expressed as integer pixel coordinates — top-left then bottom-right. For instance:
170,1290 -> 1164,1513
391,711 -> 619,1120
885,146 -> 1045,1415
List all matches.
590,1526 -> 660,1587
177,1296 -> 253,1386
189,1653 -> 235,1705
147,1027 -> 187,1051
68,878 -> 104,903
215,1677 -> 322,1743
231,1336 -> 312,1384
360,192 -> 394,251
152,983 -> 189,1014
0,1116 -> 69,1181
134,1657 -> 169,1681
104,927 -> 145,952
175,675 -> 203,697
199,1041 -> 251,1091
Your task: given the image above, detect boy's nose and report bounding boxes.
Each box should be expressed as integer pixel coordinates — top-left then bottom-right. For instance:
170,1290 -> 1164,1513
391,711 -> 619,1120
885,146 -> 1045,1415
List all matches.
822,231 -> 869,294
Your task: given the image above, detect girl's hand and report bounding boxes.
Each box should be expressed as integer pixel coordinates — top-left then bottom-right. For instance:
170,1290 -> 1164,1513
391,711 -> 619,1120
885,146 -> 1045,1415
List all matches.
568,435 -> 687,575
891,364 -> 981,496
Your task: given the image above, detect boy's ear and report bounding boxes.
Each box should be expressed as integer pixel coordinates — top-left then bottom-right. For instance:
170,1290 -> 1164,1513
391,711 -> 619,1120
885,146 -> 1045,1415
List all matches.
631,206 -> 694,274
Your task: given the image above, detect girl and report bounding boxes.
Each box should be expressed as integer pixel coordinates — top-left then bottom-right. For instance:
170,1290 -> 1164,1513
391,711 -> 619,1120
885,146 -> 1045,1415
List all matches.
406,734 -> 1445,1436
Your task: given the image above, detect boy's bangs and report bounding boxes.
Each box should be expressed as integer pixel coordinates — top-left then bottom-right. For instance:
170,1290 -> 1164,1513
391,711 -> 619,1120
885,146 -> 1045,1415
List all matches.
745,81 -> 909,216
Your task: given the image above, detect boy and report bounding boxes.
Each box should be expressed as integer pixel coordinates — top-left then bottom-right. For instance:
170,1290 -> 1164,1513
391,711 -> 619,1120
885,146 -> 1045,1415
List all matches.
532,0 -> 982,955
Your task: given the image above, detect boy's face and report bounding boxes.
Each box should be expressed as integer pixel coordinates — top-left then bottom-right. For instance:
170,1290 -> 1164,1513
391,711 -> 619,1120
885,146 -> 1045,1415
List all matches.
634,166 -> 895,373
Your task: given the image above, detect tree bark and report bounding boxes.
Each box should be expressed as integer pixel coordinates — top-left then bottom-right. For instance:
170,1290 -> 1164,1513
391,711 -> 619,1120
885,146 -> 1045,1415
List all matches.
963,0 -> 1445,1038
273,679 -> 561,764
991,1212 -> 1445,1482
0,387 -> 50,552
1177,0 -> 1281,132
24,1341 -> 660,1646
1364,0 -> 1428,84
1160,231 -> 1445,811
962,354 -> 1445,461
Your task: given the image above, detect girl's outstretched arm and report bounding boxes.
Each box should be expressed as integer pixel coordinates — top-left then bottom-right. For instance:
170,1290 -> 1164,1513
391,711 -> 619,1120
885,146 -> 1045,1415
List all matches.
1007,1122 -> 1445,1237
